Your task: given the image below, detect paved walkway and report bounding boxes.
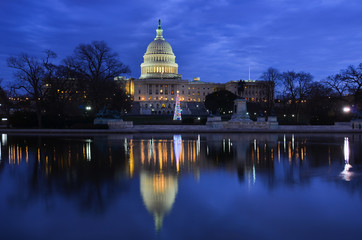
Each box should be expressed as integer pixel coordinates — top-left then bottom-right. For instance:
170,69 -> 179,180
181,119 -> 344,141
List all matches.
0,125 -> 360,134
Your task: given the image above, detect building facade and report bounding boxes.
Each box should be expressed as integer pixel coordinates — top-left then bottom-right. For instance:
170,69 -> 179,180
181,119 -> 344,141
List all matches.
119,20 -> 274,115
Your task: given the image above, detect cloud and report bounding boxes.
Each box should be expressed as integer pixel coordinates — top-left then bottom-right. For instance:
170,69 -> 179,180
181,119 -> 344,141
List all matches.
0,0 -> 361,85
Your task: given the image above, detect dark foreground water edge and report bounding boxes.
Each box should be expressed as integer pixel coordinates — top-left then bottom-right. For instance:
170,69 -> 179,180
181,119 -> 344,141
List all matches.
0,133 -> 361,240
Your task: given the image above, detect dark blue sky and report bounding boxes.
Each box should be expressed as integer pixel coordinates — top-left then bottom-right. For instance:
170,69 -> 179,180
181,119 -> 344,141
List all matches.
1,0 -> 361,85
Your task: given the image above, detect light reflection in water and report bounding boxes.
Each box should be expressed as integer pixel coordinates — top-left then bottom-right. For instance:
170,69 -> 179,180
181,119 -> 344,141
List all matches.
173,135 -> 182,173
2,133 -> 7,146
341,137 -> 353,181
1,134 -> 360,235
197,134 -> 200,157
85,139 -> 92,162
129,139 -> 134,178
283,134 -> 286,152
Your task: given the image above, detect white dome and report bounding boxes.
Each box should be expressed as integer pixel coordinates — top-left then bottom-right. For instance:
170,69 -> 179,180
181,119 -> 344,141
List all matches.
146,39 -> 174,55
140,20 -> 180,79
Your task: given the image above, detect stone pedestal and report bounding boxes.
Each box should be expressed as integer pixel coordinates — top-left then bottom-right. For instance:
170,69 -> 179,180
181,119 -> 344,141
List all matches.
107,119 -> 133,129
267,116 -> 279,129
257,117 -> 265,122
351,119 -> 362,130
94,118 -> 133,129
229,98 -> 251,122
206,116 -> 225,128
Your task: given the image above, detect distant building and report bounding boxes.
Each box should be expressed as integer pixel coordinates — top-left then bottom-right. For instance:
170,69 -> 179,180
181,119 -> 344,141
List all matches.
225,80 -> 274,103
44,20 -> 274,116
117,20 -> 274,115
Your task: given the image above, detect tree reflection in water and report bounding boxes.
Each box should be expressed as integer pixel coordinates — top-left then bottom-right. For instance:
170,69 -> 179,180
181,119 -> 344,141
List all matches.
0,133 -> 361,235
3,135 -> 131,214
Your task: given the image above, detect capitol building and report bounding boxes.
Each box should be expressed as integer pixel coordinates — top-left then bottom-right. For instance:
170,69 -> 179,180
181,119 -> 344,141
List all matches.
117,20 -> 273,115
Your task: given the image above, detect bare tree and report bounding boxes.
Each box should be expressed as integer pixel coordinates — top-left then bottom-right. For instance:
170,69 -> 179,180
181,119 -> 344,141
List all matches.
65,41 -> 130,112
343,64 -> 362,105
260,67 -> 279,116
323,74 -> 348,98
296,72 -> 313,100
324,63 -> 362,111
280,71 -> 313,122
281,71 -> 299,101
0,79 -> 10,126
7,50 -> 57,128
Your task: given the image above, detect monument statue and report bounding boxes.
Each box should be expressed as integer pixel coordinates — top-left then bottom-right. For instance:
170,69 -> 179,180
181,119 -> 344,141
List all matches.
237,80 -> 246,96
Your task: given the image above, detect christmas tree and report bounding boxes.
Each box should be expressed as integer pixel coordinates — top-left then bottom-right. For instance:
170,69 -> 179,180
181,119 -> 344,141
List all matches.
173,91 -> 182,120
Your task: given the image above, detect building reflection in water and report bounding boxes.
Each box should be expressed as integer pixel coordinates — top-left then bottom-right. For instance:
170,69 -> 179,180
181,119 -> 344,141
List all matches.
139,134 -> 188,231
140,171 -> 178,232
1,133 -> 360,232
340,137 -> 353,181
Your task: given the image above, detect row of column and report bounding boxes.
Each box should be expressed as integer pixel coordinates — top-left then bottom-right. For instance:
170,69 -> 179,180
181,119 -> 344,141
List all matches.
141,66 -> 177,74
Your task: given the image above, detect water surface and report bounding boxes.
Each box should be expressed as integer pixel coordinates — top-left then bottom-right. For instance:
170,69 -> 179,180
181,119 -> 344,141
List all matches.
0,133 -> 361,240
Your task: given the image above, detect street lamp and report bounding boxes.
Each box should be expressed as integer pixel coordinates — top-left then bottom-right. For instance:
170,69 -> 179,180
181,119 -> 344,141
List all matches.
343,106 -> 351,113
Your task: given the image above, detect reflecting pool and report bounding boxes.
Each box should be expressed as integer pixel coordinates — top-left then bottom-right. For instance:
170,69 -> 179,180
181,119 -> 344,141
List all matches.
0,133 -> 361,240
